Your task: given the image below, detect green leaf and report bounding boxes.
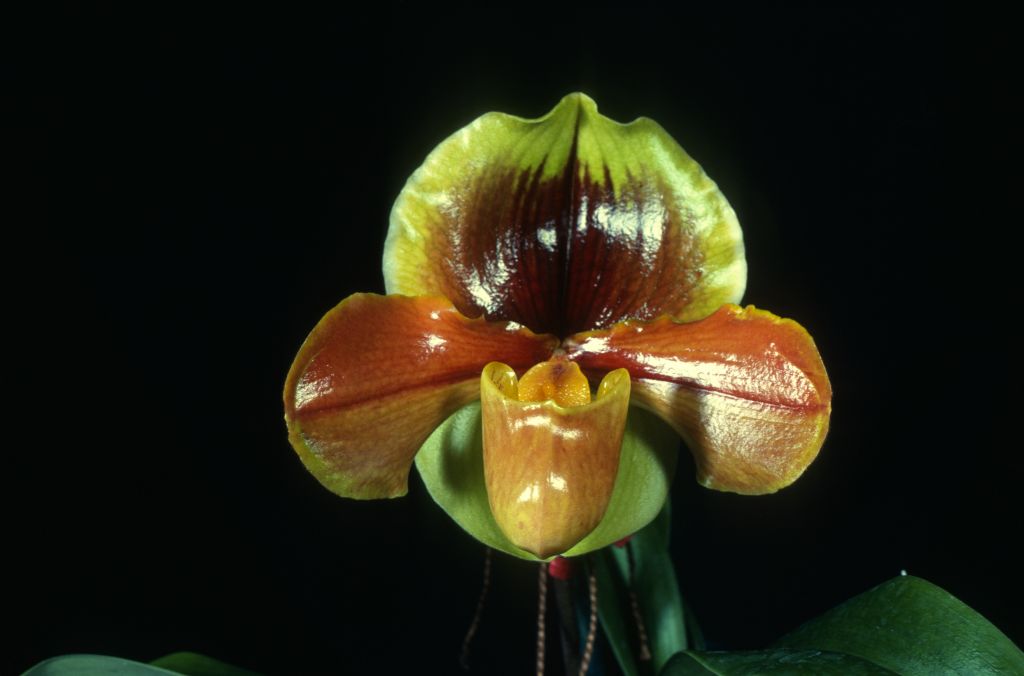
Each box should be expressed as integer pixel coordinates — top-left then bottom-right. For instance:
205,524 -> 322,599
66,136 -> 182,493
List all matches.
609,502 -> 688,671
20,653 -> 260,676
774,575 -> 1024,675
596,501 -> 699,676
661,575 -> 1024,675
595,548 -> 642,676
150,652 -> 260,676
683,599 -> 706,652
22,655 -> 180,675
415,403 -> 678,560
659,649 -> 894,675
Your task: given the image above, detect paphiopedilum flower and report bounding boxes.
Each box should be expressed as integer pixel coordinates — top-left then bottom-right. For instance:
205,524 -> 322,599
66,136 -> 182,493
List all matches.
284,94 -> 831,560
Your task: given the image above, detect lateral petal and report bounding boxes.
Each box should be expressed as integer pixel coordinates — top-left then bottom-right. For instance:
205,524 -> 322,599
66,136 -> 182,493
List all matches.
565,305 -> 831,494
385,92 -> 746,336
284,294 -> 557,499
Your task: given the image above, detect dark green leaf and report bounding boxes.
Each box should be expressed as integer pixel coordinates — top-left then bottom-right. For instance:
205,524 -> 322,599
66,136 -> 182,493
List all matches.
683,598 -> 706,651
656,575 -> 1023,675
659,649 -> 894,675
610,501 -> 688,670
22,655 -> 179,676
20,653 -> 260,676
150,652 -> 260,676
774,575 -> 1024,675
595,549 -> 641,676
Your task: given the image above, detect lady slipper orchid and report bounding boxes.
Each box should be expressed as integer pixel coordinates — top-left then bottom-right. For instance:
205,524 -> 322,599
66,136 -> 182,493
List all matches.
284,94 -> 831,561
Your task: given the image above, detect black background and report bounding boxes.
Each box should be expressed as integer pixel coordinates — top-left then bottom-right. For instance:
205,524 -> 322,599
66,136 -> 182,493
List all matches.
12,4 -> 1020,675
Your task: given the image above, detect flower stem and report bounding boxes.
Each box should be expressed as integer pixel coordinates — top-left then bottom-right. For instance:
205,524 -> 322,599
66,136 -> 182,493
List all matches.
553,572 -> 580,674
459,547 -> 492,671
537,562 -> 548,676
578,563 -> 599,676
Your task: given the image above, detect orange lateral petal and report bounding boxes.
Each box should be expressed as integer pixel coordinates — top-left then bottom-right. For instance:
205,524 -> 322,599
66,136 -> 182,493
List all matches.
564,305 -> 832,494
284,294 -> 558,499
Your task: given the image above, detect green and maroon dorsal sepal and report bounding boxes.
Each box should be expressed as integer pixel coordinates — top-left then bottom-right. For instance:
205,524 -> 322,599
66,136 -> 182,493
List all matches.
384,92 -> 747,338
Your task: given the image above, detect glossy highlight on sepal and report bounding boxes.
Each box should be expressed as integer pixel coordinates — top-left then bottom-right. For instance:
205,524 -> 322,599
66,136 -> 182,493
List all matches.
480,361 -> 631,558
384,92 -> 746,336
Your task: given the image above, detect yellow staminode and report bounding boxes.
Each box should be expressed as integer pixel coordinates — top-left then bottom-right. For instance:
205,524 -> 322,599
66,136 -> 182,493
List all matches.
517,359 -> 592,408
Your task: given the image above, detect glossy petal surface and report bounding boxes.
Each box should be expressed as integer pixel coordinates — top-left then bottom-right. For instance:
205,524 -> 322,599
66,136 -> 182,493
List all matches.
565,305 -> 831,494
415,404 -> 678,561
284,294 -> 557,498
480,363 -> 631,558
384,92 -> 746,336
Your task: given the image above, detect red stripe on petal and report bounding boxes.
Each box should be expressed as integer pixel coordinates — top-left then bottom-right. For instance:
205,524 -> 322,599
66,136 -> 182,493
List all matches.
284,294 -> 557,499
565,305 -> 831,494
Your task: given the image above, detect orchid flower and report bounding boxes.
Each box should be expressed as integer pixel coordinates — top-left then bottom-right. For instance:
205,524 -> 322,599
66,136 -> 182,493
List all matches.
283,94 -> 831,561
